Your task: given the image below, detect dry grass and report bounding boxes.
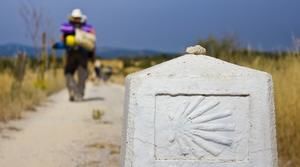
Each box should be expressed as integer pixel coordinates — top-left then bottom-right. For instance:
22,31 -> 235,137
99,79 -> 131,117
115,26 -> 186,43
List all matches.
101,59 -> 124,74
0,69 -> 65,121
253,56 -> 300,167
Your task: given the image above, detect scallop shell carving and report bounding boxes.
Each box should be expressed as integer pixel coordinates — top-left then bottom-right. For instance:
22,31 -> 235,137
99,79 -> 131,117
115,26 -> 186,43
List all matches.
168,96 -> 235,158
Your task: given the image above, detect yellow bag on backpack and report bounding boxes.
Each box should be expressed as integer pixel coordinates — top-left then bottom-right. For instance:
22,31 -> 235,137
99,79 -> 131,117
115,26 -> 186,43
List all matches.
65,35 -> 76,47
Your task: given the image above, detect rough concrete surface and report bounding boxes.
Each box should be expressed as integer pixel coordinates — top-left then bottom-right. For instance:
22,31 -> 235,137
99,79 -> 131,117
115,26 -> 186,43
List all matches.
121,54 -> 277,167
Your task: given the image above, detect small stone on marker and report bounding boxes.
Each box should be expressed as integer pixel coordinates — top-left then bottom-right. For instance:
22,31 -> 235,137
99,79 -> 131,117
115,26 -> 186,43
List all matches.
186,45 -> 206,55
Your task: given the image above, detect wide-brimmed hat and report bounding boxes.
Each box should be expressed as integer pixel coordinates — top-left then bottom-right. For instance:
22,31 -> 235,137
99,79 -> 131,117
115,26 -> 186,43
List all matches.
70,9 -> 83,18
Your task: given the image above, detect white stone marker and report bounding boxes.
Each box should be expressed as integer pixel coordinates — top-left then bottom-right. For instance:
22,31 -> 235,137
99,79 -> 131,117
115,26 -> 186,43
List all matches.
121,49 -> 278,167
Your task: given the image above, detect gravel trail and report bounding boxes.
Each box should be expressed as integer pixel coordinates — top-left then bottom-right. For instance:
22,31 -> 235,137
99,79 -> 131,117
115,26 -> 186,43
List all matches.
0,83 -> 124,167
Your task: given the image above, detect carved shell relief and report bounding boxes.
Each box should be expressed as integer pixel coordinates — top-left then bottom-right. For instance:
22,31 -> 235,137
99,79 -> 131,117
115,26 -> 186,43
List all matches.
166,96 -> 235,158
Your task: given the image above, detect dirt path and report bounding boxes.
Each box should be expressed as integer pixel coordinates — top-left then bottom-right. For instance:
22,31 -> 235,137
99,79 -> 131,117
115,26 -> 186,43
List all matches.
0,83 -> 124,167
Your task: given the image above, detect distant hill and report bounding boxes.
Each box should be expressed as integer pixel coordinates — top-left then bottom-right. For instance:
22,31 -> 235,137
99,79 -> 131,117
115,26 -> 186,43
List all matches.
0,43 -> 37,57
0,43 -> 169,59
98,47 -> 164,58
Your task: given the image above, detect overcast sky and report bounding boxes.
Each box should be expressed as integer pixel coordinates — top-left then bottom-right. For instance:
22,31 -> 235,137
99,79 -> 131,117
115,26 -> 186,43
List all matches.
0,0 -> 299,52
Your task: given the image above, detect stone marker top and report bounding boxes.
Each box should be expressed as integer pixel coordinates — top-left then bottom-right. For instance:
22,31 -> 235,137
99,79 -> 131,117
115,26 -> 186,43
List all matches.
127,53 -> 270,80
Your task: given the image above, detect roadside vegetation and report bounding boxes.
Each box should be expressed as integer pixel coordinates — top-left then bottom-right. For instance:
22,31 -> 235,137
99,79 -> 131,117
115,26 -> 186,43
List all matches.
0,56 -> 65,122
